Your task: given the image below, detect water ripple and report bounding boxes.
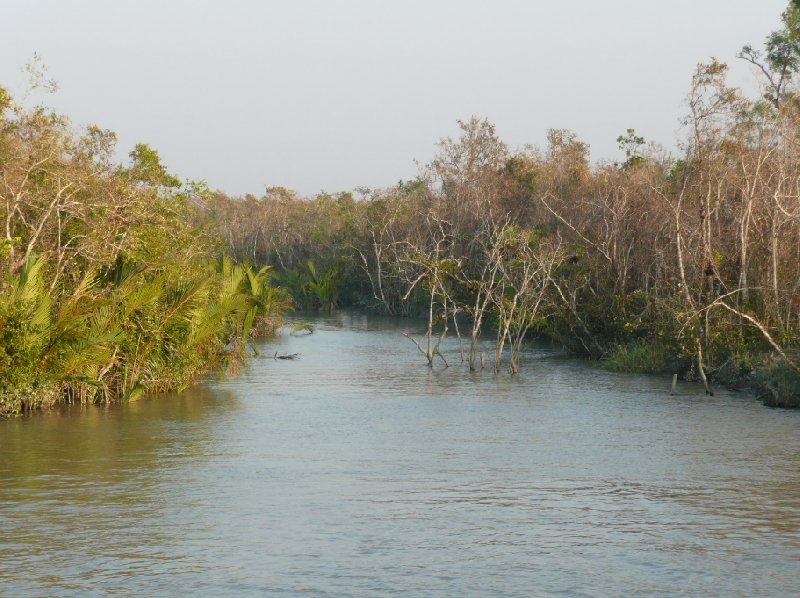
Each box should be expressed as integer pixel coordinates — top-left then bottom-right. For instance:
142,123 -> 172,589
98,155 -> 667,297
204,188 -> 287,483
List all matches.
1,312 -> 800,596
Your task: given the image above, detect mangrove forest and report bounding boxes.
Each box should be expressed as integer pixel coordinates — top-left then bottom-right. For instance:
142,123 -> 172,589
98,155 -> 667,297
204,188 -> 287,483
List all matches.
4,2 -> 800,413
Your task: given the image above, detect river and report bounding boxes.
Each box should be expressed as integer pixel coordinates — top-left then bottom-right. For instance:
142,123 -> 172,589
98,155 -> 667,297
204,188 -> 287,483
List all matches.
1,312 -> 799,596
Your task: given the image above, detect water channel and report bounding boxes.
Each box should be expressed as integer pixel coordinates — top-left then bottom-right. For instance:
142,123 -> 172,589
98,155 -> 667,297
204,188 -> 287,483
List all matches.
2,312 -> 799,596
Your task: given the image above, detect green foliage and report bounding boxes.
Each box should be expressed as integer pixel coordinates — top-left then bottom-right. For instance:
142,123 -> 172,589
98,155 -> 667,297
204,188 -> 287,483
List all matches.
127,143 -> 181,188
4,1 -> 793,410
0,253 -> 290,414
280,259 -> 344,314
0,86 -> 11,114
397,178 -> 426,196
754,358 -> 800,407
739,1 -> 800,105
504,156 -> 539,191
617,128 -> 646,170
601,340 -> 677,375
0,88 -> 290,416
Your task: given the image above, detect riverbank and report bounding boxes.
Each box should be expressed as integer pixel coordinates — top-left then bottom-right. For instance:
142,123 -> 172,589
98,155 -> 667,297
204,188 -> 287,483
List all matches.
0,90 -> 291,418
204,4 -> 800,412
0,257 -> 288,417
600,340 -> 800,408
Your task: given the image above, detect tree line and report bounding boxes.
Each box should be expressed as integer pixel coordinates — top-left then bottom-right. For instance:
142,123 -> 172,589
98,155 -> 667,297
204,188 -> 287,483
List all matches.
0,86 -> 289,416
3,3 -> 800,414
203,3 -> 800,406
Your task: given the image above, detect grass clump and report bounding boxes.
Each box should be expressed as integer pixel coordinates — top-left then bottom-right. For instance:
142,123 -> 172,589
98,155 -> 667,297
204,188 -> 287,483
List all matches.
600,340 -> 676,375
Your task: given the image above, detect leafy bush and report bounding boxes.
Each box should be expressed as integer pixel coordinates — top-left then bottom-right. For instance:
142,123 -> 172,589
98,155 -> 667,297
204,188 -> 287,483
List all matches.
753,358 -> 800,408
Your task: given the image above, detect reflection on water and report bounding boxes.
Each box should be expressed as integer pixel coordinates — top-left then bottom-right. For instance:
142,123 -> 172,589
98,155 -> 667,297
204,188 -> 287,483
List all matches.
2,312 -> 800,596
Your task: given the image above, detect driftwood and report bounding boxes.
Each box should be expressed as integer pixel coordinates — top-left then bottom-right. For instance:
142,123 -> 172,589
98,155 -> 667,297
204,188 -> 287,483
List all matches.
273,352 -> 300,360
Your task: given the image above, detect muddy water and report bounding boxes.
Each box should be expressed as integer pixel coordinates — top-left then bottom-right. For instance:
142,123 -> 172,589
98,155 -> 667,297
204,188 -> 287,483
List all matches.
2,313 -> 799,596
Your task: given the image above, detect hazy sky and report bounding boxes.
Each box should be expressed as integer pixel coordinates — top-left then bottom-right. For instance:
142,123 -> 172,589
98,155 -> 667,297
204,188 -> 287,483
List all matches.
2,0 -> 788,196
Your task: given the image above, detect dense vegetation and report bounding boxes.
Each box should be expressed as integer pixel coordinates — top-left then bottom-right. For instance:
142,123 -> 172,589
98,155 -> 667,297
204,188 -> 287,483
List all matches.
205,3 -> 800,406
3,3 -> 800,415
0,88 -> 289,416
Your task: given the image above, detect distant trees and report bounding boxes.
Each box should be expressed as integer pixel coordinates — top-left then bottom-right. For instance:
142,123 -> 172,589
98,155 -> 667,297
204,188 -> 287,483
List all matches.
197,4 -> 800,406
8,2 -> 800,416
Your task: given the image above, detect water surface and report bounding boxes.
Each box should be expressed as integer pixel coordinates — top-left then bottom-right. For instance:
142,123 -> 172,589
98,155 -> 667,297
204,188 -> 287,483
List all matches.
2,313 -> 799,596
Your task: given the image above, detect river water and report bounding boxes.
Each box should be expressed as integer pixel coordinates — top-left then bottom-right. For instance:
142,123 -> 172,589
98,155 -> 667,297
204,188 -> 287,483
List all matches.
1,312 -> 799,596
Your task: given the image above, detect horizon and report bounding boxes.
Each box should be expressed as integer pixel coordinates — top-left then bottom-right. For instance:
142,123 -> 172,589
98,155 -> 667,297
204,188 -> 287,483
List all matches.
2,0 -> 788,196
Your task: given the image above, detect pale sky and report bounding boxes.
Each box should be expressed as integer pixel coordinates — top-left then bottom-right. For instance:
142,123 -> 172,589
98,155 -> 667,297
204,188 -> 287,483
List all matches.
2,0 -> 788,196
